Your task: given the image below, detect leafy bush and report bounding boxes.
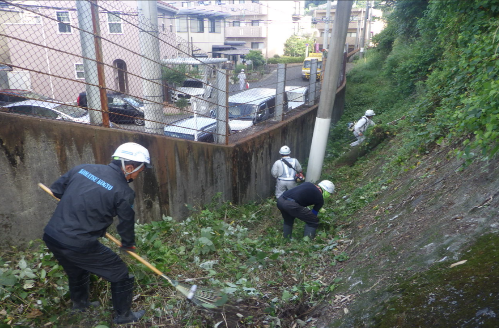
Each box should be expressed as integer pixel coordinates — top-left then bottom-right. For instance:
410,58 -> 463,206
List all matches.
245,50 -> 265,68
267,56 -> 305,64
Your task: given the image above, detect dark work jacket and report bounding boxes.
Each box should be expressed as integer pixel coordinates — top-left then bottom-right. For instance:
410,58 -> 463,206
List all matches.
44,163 -> 136,251
281,182 -> 324,212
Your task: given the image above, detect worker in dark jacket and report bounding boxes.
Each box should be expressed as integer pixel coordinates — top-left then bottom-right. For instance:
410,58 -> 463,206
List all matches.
42,142 -> 152,324
276,180 -> 335,238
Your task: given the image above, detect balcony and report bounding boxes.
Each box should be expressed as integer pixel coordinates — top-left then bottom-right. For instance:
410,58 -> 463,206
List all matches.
226,26 -> 266,38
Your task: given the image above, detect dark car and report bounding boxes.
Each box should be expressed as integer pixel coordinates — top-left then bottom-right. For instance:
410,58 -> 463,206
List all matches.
77,91 -> 145,126
0,89 -> 54,106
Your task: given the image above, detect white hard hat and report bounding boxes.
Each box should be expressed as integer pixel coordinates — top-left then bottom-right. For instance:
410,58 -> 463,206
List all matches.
318,180 -> 335,194
113,142 -> 152,168
279,145 -> 291,155
365,109 -> 376,116
241,69 -> 244,72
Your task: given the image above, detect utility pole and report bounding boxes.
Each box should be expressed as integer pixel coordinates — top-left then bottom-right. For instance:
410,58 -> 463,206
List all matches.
359,0 -> 370,59
306,0 -> 353,183
323,0 -> 331,51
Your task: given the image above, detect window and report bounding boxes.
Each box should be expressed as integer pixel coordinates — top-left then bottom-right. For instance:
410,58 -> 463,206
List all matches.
239,0 -> 246,3
176,17 -> 188,32
252,0 -> 259,3
75,63 -> 85,79
251,42 -> 264,49
347,32 -> 357,37
209,19 -> 221,33
350,15 -> 359,21
191,17 -> 204,33
56,11 -> 71,33
108,13 -> 122,33
233,20 -> 240,27
251,20 -> 260,26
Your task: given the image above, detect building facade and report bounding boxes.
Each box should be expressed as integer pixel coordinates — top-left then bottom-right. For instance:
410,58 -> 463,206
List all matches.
0,0 -> 178,102
167,0 -> 304,58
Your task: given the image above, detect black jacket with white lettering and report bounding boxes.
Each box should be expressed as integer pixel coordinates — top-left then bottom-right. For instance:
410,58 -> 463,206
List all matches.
44,163 -> 136,251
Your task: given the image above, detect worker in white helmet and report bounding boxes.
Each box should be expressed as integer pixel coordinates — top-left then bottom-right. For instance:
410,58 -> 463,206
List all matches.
271,145 -> 304,199
42,142 -> 152,324
277,180 -> 335,238
350,109 -> 376,147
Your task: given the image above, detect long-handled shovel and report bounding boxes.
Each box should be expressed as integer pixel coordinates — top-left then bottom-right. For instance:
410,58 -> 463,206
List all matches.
38,183 -> 227,309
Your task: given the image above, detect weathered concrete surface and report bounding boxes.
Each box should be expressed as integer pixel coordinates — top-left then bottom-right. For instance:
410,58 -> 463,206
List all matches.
0,105 -> 318,246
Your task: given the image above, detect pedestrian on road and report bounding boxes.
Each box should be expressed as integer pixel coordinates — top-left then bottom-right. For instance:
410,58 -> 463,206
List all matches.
350,109 -> 376,147
238,69 -> 247,91
42,142 -> 152,324
277,180 -> 335,239
271,145 -> 303,199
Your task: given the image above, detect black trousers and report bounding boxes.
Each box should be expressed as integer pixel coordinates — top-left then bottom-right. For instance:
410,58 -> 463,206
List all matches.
44,234 -> 129,283
276,197 -> 319,229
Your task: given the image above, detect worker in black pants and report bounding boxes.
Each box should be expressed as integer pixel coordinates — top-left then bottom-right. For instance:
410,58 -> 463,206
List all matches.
277,180 -> 335,238
42,142 -> 152,324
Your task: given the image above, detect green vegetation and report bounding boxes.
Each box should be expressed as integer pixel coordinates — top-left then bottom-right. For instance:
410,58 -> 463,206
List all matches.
245,50 -> 265,69
0,198 -> 349,327
162,64 -> 188,85
283,35 -> 315,58
267,56 -> 305,64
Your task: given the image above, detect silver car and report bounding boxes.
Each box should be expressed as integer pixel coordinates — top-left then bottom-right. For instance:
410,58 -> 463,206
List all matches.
1,100 -> 90,124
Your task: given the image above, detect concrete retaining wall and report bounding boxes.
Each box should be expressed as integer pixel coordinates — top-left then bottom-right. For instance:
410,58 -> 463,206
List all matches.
0,105 -> 318,246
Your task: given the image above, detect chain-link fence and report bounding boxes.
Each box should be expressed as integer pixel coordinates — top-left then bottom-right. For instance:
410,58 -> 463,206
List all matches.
0,0 -> 334,144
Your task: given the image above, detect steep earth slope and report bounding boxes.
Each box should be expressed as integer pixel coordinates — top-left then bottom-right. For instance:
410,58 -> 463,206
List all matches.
311,141 -> 499,327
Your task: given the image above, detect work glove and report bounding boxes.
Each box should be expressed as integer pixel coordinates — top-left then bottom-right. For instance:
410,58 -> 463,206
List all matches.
120,245 -> 136,253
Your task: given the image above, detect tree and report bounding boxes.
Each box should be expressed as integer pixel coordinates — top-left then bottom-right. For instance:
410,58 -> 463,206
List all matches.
283,35 -> 314,57
245,50 -> 265,68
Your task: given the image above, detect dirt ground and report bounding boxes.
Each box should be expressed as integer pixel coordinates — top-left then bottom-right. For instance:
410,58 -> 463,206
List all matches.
308,141 -> 499,327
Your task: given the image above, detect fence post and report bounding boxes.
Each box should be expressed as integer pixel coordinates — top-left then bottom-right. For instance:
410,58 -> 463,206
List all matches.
275,63 -> 286,122
215,69 -> 227,144
308,58 -> 317,106
76,0 -> 106,126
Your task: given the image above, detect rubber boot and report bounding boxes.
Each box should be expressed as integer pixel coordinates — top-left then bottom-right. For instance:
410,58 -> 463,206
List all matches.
111,275 -> 145,324
68,273 -> 100,312
303,225 -> 317,239
283,224 -> 293,239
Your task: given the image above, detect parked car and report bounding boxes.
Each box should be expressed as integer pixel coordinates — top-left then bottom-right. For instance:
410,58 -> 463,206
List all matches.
285,86 -> 309,110
0,89 -> 54,106
212,88 -> 288,132
77,91 -> 145,126
1,100 -> 90,124
164,116 -> 217,143
171,79 -> 212,104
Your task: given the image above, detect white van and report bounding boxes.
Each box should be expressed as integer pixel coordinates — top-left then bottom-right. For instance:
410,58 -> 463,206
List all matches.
285,86 -> 309,110
216,88 -> 288,132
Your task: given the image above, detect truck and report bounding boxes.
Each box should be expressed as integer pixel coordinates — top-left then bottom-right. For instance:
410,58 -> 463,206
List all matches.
301,52 -> 323,80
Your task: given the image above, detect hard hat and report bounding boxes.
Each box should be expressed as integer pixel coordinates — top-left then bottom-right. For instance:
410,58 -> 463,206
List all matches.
318,180 -> 335,197
279,145 -> 291,155
241,69 -> 244,72
113,142 -> 152,168
365,109 -> 376,116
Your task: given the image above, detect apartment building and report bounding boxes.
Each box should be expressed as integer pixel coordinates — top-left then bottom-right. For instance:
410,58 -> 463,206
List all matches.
313,2 -> 384,52
168,1 -> 304,59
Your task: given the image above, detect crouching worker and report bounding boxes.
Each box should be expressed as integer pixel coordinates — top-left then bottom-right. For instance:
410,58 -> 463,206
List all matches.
42,142 -> 152,324
276,180 -> 335,239
350,109 -> 376,147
